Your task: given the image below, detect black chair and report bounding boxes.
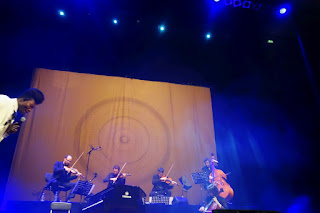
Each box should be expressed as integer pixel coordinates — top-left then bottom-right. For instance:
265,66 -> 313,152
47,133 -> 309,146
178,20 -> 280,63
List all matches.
39,173 -> 68,201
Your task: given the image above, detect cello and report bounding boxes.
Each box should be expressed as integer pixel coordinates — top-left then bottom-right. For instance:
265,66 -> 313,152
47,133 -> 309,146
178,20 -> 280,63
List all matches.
208,153 -> 234,202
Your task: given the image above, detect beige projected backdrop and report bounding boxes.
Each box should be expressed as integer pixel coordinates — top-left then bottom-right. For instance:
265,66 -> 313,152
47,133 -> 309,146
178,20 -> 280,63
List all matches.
4,68 -> 216,205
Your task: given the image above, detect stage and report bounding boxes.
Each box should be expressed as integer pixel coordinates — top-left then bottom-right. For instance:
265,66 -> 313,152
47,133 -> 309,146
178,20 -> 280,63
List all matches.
4,201 -> 201,213
3,201 -> 282,213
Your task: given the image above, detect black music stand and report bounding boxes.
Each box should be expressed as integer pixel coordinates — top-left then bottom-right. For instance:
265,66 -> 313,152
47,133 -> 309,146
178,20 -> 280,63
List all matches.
191,172 -> 208,184
179,176 -> 192,197
71,180 -> 95,203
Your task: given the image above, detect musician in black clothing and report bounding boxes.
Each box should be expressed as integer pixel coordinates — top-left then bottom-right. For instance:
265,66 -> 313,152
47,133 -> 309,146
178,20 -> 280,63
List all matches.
49,155 -> 82,202
149,168 -> 175,197
202,157 -> 212,190
103,165 -> 127,189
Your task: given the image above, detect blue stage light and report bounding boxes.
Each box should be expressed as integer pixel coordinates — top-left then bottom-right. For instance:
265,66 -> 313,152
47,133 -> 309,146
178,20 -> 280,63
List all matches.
242,1 -> 251,8
113,19 -> 118,24
279,8 -> 287,14
58,10 -> 65,16
233,0 -> 242,7
206,33 -> 212,39
159,25 -> 165,32
214,0 -> 220,2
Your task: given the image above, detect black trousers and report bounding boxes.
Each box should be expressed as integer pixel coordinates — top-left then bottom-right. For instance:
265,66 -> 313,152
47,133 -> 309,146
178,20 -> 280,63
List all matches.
50,180 -> 76,200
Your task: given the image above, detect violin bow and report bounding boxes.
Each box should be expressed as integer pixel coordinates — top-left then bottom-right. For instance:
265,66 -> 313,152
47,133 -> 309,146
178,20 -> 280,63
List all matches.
70,152 -> 84,169
166,163 -> 174,177
114,162 -> 127,181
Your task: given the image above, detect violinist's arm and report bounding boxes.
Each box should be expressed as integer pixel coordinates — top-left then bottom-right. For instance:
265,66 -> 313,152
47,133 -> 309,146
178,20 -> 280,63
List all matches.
152,175 -> 162,185
118,176 -> 126,185
103,173 -> 112,183
69,175 -> 78,181
53,161 -> 65,174
167,183 -> 174,189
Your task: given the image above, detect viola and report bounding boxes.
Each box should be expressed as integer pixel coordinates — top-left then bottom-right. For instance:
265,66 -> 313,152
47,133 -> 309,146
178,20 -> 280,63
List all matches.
209,154 -> 234,202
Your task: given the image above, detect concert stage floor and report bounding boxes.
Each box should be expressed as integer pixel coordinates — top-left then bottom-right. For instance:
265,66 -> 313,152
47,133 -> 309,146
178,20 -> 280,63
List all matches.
4,201 -> 202,213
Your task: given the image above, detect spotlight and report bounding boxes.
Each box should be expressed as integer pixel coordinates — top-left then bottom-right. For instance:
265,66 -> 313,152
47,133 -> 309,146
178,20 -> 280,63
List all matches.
113,19 -> 118,24
252,3 -> 262,10
225,0 -> 233,6
58,10 -> 65,16
242,1 -> 251,8
206,33 -> 212,39
233,0 -> 242,7
158,25 -> 165,32
279,8 -> 287,14
214,0 -> 220,2
267,40 -> 274,44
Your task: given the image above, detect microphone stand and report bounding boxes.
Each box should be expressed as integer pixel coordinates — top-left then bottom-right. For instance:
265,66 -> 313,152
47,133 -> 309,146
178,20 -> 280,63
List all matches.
81,147 -> 96,203
86,146 -> 95,182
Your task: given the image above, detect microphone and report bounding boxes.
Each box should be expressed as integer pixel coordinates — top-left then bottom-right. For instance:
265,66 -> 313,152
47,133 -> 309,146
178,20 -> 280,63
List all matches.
89,173 -> 98,182
17,117 -> 26,125
90,145 -> 101,151
94,146 -> 101,151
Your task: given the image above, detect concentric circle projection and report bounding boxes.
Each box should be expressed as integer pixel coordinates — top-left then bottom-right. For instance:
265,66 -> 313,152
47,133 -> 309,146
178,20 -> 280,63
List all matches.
74,98 -> 171,182
98,116 -> 149,163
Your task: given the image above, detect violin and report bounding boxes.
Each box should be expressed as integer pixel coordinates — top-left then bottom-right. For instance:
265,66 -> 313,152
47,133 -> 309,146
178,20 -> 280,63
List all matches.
160,176 -> 179,185
64,165 -> 84,178
111,163 -> 131,183
159,164 -> 180,185
208,154 -> 234,202
119,173 -> 131,178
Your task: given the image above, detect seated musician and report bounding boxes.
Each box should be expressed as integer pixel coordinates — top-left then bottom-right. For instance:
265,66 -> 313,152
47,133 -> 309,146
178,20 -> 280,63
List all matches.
103,165 -> 127,189
49,155 -> 82,202
149,167 -> 175,197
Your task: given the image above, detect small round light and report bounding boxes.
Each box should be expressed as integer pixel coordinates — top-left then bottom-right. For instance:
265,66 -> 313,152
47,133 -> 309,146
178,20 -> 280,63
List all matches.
279,8 -> 287,14
113,19 -> 118,24
59,10 -> 65,16
159,25 -> 165,32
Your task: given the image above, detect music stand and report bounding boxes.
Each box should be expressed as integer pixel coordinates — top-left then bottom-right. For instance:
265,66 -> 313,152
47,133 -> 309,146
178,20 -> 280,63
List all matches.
71,180 -> 95,203
179,176 -> 192,197
191,172 -> 208,184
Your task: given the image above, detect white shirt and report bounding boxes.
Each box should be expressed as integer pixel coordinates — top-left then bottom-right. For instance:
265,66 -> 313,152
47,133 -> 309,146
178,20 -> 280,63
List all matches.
0,95 -> 18,142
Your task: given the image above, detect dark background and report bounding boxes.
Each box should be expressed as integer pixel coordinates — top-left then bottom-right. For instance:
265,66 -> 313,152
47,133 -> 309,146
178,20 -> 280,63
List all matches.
0,0 -> 319,212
